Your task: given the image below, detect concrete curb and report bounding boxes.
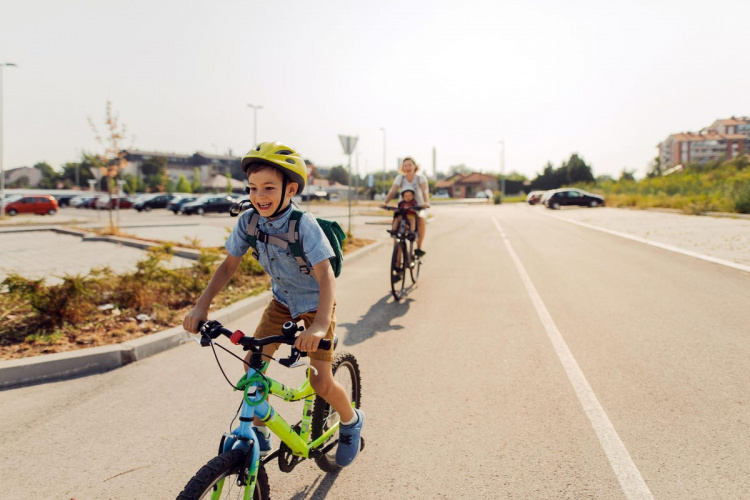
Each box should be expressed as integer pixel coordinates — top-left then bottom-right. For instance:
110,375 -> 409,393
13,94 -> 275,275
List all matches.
0,240 -> 383,390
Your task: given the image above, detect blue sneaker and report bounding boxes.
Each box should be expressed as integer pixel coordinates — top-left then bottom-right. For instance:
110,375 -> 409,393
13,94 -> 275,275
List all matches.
253,427 -> 272,458
336,409 -> 365,467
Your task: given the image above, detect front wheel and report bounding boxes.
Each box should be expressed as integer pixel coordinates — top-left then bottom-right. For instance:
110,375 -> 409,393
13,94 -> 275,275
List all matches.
407,236 -> 421,284
311,352 -> 362,473
176,449 -> 269,500
197,207 -> 205,215
390,239 -> 407,301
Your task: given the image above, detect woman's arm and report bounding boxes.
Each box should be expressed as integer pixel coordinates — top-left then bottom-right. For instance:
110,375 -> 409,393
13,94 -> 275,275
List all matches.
420,175 -> 430,207
382,175 -> 401,205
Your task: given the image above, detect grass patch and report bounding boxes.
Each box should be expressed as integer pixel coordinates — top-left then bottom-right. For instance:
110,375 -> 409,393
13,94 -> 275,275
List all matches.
0,236 -> 374,360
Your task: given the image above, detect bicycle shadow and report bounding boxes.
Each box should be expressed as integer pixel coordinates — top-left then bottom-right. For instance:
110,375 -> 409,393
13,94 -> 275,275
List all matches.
288,470 -> 340,499
337,292 -> 414,347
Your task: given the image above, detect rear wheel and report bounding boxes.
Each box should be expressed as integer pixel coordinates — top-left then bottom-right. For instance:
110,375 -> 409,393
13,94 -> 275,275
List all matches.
551,201 -> 560,209
311,352 -> 362,473
197,207 -> 205,215
47,208 -> 57,215
589,200 -> 600,208
176,449 -> 269,500
7,208 -> 17,216
144,205 -> 151,212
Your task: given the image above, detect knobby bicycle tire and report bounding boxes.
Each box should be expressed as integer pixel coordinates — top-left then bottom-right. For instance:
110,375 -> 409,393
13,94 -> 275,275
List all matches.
390,238 -> 407,301
311,352 -> 363,473
176,449 -> 270,500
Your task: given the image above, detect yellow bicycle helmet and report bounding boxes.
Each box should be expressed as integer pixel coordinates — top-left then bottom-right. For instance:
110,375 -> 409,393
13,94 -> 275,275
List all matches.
241,142 -> 307,192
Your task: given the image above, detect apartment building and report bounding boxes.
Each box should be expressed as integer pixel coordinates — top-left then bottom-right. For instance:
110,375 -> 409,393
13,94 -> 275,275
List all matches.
119,150 -> 241,185
658,116 -> 749,168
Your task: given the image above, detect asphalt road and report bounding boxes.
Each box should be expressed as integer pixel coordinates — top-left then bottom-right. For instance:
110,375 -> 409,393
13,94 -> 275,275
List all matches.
1,204 -> 748,499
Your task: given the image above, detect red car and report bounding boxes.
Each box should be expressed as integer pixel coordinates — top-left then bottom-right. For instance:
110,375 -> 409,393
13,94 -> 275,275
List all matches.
95,195 -> 135,209
4,194 -> 59,216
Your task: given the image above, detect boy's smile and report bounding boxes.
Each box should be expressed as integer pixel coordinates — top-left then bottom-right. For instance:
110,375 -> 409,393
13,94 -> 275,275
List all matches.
247,167 -> 298,218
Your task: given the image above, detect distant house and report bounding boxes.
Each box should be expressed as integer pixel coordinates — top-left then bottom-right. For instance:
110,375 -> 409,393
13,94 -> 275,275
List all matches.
658,116 -> 749,168
435,172 -> 497,198
4,166 -> 42,188
119,150 -> 241,186
204,174 -> 246,192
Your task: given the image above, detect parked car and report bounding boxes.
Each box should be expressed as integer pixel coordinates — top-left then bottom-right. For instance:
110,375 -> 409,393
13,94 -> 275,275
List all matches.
4,194 -> 58,216
55,194 -> 77,207
95,195 -> 135,209
543,188 -> 605,209
133,193 -> 176,212
167,195 -> 197,214
181,195 -> 236,215
70,195 -> 94,208
475,189 -> 494,199
526,190 -> 546,205
83,196 -> 101,209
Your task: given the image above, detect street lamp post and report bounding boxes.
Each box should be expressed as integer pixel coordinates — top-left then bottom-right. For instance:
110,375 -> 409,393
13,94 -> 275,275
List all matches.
248,104 -> 263,146
380,127 -> 386,198
498,139 -> 505,200
0,62 -> 18,218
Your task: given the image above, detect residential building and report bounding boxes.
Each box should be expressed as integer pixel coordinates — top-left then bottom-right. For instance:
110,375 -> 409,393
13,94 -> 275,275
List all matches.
119,150 -> 241,185
658,116 -> 748,168
435,172 -> 497,198
3,166 -> 42,187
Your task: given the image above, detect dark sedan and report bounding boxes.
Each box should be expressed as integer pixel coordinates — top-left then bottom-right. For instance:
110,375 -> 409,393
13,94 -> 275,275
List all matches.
134,193 -> 176,212
181,195 -> 236,215
167,195 -> 198,214
543,188 -> 605,209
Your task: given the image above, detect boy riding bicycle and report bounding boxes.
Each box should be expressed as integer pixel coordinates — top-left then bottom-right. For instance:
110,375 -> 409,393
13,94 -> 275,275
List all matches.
183,141 -> 364,467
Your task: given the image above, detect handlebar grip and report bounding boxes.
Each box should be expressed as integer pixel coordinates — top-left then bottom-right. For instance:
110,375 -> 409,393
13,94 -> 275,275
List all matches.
318,339 -> 332,351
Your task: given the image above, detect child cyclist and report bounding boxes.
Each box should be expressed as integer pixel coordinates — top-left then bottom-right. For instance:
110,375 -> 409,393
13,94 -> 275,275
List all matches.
392,187 -> 418,235
183,141 -> 364,467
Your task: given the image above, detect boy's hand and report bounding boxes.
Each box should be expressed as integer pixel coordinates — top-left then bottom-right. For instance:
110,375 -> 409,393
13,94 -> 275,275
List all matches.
294,327 -> 326,352
183,306 -> 209,334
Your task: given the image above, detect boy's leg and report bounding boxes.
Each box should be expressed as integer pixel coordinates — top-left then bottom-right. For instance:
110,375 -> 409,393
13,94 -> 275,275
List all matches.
391,214 -> 400,233
248,299 -> 292,450
301,307 -> 364,467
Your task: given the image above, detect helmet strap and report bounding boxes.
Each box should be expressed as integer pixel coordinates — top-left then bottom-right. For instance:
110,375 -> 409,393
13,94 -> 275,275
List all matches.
269,175 -> 288,218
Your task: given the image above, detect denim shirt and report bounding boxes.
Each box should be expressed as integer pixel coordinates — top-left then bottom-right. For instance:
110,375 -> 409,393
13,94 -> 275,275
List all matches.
225,205 -> 334,318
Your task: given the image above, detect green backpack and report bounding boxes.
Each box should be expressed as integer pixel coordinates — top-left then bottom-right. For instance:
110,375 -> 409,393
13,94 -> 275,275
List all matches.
243,208 -> 346,278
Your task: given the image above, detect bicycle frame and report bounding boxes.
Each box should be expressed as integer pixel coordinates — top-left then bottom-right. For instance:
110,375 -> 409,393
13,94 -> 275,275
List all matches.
215,368 -> 342,499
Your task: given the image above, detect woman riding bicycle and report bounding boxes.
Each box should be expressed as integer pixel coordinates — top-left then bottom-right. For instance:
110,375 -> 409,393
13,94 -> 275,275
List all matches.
381,156 -> 430,256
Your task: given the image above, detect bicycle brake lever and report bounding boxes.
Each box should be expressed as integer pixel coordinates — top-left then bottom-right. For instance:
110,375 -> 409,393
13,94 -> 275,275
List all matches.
181,334 -> 211,347
289,359 -> 318,375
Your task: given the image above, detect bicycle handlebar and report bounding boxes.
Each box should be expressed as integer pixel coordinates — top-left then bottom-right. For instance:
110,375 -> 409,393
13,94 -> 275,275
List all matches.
197,320 -> 333,352
382,205 -> 427,212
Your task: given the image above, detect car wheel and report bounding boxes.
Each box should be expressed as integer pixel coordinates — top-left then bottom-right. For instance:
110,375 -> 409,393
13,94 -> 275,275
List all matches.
47,209 -> 57,215
551,201 -> 560,209
145,206 -> 151,212
197,207 -> 204,215
7,208 -> 18,216
589,200 -> 600,208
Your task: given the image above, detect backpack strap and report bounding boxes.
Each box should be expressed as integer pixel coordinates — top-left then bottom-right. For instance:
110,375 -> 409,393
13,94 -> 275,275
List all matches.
288,209 -> 311,275
245,210 -> 295,260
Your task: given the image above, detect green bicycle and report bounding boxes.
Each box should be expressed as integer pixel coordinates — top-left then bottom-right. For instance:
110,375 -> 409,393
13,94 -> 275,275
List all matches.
177,320 -> 363,499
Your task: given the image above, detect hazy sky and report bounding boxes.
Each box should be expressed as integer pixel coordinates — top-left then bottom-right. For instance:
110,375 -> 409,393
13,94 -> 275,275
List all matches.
2,0 -> 748,180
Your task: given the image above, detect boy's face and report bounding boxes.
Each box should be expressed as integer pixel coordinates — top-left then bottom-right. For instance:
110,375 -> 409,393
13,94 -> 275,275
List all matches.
402,191 -> 414,202
247,167 -> 299,218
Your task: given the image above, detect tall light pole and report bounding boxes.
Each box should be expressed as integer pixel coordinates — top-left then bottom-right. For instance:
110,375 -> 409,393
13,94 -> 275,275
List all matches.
247,104 -> 263,146
0,62 -> 18,218
380,127 -> 386,197
498,139 -> 505,200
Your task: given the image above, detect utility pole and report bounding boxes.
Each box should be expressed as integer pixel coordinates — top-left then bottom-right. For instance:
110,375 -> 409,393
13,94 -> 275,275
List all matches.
499,139 -> 505,199
0,62 -> 18,218
248,104 -> 263,145
380,127 -> 386,198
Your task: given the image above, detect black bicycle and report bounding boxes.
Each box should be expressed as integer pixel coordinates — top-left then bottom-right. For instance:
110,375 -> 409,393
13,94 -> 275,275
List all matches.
383,206 -> 424,300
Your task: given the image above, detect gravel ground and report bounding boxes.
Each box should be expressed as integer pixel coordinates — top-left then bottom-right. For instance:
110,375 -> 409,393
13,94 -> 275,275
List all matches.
542,207 -> 750,268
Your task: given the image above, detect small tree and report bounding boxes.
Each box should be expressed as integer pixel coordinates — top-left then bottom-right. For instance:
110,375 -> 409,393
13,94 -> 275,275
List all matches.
175,175 -> 192,193
191,168 -> 202,193
88,100 -> 129,233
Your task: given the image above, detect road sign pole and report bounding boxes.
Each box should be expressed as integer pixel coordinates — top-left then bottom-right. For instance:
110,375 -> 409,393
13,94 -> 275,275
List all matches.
338,134 -> 358,236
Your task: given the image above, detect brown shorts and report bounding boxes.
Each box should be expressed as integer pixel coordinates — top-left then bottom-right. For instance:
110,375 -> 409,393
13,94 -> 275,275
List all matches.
253,298 -> 336,362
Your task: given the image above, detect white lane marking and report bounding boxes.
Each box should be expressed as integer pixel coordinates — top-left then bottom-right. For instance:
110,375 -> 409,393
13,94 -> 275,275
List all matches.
551,214 -> 750,274
493,217 -> 654,500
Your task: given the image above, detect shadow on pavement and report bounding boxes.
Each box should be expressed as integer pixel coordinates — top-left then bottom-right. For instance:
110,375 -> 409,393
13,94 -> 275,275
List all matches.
289,469 -> 340,499
338,293 -> 413,346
